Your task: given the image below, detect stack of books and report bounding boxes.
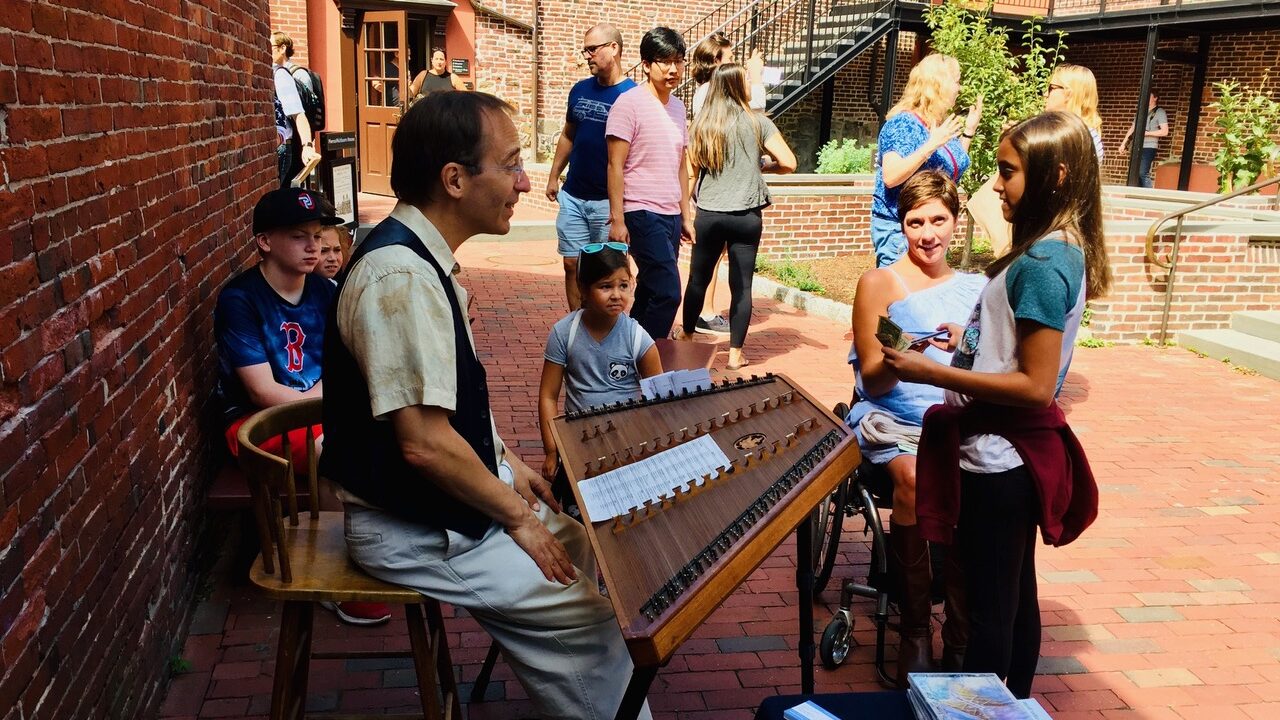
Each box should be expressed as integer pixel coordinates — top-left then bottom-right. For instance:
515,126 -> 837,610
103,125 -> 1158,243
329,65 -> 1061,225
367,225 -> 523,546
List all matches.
906,673 -> 1052,719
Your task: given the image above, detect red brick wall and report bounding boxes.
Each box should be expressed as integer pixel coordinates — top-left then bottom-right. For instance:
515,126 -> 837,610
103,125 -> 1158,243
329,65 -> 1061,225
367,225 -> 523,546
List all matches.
1089,231 -> 1280,342
1065,29 -> 1280,186
0,1 -> 274,717
271,0 -> 309,66
475,14 -> 536,154
531,0 -> 726,157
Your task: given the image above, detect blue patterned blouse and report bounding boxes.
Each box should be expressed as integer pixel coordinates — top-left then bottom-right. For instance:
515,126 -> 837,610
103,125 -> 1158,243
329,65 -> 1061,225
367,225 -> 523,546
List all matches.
872,112 -> 970,220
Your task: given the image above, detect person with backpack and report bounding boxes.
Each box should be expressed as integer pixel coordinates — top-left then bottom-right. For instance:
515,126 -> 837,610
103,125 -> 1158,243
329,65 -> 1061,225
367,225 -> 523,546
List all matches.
271,32 -> 322,187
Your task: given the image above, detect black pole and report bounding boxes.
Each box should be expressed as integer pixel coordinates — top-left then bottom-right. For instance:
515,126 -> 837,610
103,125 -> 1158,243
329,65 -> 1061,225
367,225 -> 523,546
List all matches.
1127,25 -> 1159,187
1178,34 -> 1211,191
818,77 -> 835,149
878,25 -> 899,127
797,515 -> 816,695
614,665 -> 658,720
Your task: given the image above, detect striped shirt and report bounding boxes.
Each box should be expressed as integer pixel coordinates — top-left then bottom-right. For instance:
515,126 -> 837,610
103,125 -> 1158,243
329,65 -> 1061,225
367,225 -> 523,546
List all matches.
605,85 -> 688,215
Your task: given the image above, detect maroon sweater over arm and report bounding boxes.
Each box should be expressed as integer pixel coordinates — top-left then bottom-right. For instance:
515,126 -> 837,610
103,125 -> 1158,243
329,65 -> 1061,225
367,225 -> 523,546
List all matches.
915,401 -> 1099,547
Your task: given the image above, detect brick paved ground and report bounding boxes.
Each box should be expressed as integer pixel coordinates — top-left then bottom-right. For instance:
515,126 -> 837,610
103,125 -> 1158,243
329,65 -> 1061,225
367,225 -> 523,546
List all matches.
160,225 -> 1280,719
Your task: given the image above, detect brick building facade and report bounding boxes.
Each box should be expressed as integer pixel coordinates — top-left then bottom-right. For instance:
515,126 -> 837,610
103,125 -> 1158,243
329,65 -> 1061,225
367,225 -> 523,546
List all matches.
268,0 -> 1280,189
0,1 -> 275,717
0,1 -> 1276,715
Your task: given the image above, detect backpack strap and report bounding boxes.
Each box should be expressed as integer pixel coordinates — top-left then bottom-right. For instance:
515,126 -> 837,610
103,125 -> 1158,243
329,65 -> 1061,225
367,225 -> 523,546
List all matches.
565,310 -> 583,355
631,317 -> 645,359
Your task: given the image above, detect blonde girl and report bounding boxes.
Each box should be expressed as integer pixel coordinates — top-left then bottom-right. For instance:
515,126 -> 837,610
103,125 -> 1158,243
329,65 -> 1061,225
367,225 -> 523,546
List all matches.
872,54 -> 983,267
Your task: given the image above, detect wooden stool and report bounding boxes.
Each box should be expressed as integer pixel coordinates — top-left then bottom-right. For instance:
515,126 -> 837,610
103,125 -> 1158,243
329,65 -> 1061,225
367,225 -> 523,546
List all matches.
238,398 -> 470,719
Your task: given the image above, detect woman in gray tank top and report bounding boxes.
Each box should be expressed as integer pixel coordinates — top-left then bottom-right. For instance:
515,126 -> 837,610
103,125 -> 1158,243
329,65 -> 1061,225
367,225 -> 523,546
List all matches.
673,64 -> 796,370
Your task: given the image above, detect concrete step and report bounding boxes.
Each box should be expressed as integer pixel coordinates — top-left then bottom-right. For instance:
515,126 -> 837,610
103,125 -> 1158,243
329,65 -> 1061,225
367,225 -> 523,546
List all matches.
1234,311 -> 1280,343
1178,328 -> 1280,381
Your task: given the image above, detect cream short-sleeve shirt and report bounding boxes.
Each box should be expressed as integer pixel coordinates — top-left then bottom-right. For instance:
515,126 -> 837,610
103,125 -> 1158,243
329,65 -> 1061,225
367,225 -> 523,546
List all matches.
336,202 -> 505,466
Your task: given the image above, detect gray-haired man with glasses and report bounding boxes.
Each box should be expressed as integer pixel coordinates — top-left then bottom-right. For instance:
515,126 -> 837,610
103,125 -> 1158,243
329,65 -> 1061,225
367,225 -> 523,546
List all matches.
545,24 -> 636,310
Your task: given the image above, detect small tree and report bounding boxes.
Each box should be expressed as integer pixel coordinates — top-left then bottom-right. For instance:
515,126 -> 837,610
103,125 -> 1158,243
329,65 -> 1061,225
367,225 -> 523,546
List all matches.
1210,78 -> 1280,192
924,0 -> 1066,194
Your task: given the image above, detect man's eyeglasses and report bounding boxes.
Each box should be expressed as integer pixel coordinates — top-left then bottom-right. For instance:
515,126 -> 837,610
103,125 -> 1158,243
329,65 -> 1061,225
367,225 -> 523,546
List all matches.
650,56 -> 686,69
467,163 -> 527,179
581,42 -> 615,58
580,242 -> 629,255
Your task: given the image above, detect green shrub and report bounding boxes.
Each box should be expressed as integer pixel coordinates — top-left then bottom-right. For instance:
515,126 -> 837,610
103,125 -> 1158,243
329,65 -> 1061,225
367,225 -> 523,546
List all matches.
816,138 -> 875,174
1210,78 -> 1280,192
757,257 -> 826,294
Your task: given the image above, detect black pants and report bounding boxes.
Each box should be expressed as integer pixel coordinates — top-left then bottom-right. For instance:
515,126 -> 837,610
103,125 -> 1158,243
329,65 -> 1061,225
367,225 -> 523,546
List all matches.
682,207 -> 763,348
957,465 -> 1040,698
625,210 -> 683,340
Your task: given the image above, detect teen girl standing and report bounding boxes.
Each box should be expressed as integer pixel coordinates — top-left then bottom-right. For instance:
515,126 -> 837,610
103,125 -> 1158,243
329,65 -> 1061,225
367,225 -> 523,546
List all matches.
882,111 -> 1108,697
539,244 -> 663,486
674,63 -> 796,370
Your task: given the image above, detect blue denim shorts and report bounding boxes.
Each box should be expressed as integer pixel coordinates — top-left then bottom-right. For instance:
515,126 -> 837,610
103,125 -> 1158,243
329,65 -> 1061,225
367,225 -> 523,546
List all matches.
556,189 -> 612,257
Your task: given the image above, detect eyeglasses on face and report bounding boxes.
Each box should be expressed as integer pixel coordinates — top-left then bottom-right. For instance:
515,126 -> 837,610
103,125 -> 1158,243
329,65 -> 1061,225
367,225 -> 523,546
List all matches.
649,56 -> 686,69
581,42 -> 615,58
580,242 -> 629,256
467,163 -> 527,179
1046,83 -> 1065,94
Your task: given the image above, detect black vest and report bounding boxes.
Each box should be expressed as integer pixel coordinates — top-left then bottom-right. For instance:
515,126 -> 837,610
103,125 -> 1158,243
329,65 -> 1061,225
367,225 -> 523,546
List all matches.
321,217 -> 495,538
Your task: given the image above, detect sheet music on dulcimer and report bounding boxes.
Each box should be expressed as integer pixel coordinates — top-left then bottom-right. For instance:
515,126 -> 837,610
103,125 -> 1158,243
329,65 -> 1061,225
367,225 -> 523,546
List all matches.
578,434 -> 731,519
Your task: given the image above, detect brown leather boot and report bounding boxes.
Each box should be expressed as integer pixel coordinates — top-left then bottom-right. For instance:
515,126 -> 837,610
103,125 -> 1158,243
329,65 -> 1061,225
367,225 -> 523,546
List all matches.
940,544 -> 969,672
891,520 -> 935,688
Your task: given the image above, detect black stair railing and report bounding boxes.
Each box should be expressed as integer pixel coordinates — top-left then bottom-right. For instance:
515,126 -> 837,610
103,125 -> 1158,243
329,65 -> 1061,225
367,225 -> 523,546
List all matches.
625,0 -> 898,116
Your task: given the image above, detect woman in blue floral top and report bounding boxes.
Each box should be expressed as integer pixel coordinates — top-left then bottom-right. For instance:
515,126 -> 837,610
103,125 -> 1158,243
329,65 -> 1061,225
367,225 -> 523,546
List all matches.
873,54 -> 983,267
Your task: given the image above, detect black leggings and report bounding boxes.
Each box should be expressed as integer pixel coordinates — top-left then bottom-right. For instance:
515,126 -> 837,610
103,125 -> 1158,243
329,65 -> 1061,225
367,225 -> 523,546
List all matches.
958,465 -> 1040,699
682,207 -> 763,348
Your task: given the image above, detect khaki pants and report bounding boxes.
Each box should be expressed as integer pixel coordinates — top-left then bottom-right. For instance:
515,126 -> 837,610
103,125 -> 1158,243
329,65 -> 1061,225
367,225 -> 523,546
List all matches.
342,461 -> 652,720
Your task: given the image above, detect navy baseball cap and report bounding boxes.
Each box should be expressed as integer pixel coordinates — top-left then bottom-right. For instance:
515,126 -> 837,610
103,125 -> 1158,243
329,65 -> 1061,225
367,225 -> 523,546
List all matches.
252,187 -> 343,234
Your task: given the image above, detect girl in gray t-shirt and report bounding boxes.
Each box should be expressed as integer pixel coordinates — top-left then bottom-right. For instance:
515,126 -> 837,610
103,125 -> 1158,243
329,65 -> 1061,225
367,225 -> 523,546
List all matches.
675,64 -> 797,370
538,245 -> 663,484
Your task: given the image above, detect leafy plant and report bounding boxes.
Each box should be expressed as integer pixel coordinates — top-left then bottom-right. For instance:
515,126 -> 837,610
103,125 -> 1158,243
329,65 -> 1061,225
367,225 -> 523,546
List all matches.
816,138 -> 875,174
925,0 -> 1067,193
1210,78 -> 1280,192
168,656 -> 193,677
1075,336 -> 1112,348
757,257 -> 825,294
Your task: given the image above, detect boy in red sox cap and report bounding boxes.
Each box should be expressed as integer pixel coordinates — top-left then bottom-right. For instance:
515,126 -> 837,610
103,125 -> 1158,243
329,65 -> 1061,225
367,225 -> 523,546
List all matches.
214,187 -> 391,626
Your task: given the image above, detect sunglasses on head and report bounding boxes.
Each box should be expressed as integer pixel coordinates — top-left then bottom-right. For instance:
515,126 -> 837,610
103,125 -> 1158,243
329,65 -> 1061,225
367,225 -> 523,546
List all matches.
579,242 -> 629,256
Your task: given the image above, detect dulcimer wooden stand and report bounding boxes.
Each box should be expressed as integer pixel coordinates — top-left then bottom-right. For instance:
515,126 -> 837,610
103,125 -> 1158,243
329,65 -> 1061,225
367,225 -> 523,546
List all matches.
550,373 -> 861,720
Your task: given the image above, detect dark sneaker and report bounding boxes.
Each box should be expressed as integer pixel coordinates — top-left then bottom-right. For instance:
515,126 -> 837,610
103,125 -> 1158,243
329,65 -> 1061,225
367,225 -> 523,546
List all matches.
320,601 -> 393,626
694,315 -> 731,336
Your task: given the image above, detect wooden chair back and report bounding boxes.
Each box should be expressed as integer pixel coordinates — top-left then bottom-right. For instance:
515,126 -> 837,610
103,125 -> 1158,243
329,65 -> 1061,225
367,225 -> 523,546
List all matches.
236,398 -> 324,583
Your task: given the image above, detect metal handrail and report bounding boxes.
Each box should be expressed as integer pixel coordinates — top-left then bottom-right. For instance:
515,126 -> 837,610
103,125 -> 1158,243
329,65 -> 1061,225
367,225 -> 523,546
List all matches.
1144,174 -> 1280,345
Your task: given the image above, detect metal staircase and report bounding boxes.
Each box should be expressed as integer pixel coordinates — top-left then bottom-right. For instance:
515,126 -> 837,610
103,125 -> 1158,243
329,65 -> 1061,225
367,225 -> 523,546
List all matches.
627,0 -> 897,117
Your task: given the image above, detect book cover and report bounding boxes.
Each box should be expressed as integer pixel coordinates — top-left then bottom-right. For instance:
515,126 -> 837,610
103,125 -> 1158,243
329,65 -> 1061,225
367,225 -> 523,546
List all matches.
907,673 -> 1037,720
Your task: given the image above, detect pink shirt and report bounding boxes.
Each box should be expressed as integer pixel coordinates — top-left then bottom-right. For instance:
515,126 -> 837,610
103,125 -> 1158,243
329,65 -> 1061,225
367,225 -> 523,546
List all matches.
605,85 -> 688,215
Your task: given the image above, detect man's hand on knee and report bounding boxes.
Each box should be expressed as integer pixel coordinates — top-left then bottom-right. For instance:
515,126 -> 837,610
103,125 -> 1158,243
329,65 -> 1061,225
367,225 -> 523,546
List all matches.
506,511 -> 577,585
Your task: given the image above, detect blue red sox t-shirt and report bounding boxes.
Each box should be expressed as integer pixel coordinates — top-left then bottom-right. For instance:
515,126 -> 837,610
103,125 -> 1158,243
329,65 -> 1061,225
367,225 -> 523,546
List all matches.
214,266 -> 335,424
562,76 -> 636,201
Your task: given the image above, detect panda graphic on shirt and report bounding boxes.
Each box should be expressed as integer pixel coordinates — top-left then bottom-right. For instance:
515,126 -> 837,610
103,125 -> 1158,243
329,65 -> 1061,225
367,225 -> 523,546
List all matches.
608,361 -> 630,381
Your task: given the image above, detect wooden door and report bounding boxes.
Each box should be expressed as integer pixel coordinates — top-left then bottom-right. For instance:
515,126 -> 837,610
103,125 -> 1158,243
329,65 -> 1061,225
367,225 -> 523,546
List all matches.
357,11 -> 407,196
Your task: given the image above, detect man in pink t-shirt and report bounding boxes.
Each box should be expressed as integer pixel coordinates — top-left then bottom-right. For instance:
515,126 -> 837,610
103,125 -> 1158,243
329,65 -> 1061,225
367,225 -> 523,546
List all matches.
605,26 -> 692,340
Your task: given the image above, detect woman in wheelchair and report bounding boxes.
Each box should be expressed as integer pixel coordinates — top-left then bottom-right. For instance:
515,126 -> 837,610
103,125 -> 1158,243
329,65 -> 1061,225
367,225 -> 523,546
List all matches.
845,170 -> 985,686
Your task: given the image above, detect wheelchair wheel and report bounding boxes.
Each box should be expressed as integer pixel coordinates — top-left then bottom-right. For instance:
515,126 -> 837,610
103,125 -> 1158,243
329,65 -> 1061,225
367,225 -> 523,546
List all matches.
820,613 -> 852,669
811,477 -> 848,596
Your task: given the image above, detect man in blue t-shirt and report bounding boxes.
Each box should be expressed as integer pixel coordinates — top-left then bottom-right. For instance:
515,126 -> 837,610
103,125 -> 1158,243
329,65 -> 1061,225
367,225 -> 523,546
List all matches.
214,187 -> 392,627
544,23 -> 636,310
